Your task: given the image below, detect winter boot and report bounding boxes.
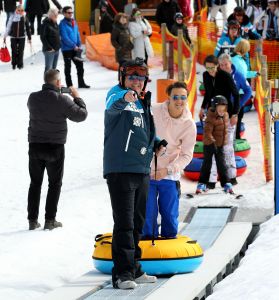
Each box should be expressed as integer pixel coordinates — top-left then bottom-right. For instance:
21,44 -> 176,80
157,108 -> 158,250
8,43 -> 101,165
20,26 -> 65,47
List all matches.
135,273 -> 157,284
207,182 -> 216,189
78,82 -> 90,88
44,219 -> 63,230
114,279 -> 137,289
196,183 -> 207,194
29,220 -> 41,230
224,182 -> 234,194
230,177 -> 238,186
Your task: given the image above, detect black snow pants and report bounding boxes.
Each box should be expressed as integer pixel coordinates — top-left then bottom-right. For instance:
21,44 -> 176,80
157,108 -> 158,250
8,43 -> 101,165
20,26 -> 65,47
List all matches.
199,144 -> 230,186
11,38 -> 25,68
106,173 -> 149,286
27,143 -> 65,221
62,50 -> 85,87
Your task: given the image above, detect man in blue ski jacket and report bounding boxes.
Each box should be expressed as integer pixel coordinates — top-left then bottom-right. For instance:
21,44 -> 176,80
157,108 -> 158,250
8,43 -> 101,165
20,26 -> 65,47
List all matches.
104,58 -> 164,290
59,6 -> 90,88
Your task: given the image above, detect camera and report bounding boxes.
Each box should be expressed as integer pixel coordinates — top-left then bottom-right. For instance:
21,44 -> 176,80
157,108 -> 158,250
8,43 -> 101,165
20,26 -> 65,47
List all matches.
61,87 -> 71,94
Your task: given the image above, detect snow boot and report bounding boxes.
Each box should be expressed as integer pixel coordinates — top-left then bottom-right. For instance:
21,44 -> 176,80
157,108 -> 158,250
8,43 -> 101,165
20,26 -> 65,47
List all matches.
207,182 -> 216,189
115,279 -> 137,289
135,273 -> 157,284
230,177 -> 238,186
224,182 -> 234,194
196,183 -> 207,194
29,220 -> 41,230
44,219 -> 62,230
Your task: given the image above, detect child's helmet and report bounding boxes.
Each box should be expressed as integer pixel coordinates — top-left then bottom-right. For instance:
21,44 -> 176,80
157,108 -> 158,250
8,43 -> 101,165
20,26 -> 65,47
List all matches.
211,95 -> 228,111
174,12 -> 184,20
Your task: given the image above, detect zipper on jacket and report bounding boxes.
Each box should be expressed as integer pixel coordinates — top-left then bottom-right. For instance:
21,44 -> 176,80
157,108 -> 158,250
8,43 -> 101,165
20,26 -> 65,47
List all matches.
125,129 -> 134,152
17,21 -> 19,37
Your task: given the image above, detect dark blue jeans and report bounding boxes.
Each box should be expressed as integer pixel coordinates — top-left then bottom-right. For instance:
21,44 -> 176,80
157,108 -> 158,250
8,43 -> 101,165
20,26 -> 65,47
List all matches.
44,50 -> 59,73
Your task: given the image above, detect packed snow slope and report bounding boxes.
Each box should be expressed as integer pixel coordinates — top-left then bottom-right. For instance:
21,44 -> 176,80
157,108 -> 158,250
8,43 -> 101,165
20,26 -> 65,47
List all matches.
0,1 -> 277,300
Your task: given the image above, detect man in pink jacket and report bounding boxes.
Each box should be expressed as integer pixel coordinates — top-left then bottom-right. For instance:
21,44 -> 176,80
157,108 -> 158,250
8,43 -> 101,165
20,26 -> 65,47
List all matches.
143,81 -> 196,238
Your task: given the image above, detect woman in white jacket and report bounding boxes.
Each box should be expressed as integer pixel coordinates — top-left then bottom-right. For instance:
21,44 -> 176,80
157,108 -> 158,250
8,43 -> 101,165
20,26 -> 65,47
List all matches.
128,8 -> 154,64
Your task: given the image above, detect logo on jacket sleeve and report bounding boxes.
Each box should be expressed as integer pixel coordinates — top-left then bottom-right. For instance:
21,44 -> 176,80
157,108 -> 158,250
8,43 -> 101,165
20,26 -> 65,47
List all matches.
140,147 -> 147,155
133,116 -> 142,127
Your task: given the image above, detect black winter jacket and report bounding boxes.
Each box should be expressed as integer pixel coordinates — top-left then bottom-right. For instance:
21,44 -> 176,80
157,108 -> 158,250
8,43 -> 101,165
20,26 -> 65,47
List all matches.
111,22 -> 133,63
2,0 -> 16,13
25,0 -> 61,15
8,15 -> 31,40
103,95 -> 156,177
202,69 -> 240,117
207,0 -> 227,6
28,84 -> 87,144
40,17 -> 60,51
171,23 -> 192,45
156,0 -> 180,31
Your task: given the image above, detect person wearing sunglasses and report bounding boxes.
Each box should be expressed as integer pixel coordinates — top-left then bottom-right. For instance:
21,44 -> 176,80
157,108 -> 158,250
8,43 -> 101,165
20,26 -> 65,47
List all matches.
59,6 -> 90,88
222,6 -> 262,40
142,81 -> 196,239
3,4 -> 31,69
104,57 -> 163,289
128,8 -> 154,65
214,20 -> 243,57
199,55 -> 239,189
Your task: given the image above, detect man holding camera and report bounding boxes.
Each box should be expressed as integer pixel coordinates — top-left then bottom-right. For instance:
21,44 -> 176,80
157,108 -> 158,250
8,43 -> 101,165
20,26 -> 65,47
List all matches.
59,6 -> 90,88
104,58 -> 164,290
27,69 -> 88,231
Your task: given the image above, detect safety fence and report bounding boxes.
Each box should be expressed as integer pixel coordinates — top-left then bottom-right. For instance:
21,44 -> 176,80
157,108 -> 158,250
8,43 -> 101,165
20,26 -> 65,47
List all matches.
254,43 -> 273,182
150,22 -> 197,116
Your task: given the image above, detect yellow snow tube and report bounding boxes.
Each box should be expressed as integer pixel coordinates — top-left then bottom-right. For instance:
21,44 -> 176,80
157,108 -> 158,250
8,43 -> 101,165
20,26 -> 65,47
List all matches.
92,233 -> 203,275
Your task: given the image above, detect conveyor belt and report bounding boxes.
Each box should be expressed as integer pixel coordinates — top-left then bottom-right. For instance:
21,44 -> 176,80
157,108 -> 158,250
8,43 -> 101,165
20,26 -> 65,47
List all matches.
83,207 -> 236,300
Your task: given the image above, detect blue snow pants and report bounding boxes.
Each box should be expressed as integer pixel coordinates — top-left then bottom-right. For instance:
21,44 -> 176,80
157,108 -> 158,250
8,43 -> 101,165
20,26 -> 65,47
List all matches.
143,179 -> 179,238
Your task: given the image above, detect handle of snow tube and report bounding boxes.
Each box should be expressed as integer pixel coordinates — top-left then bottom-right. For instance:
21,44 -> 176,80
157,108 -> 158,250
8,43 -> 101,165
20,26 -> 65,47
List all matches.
101,241 -> 112,245
95,234 -> 112,242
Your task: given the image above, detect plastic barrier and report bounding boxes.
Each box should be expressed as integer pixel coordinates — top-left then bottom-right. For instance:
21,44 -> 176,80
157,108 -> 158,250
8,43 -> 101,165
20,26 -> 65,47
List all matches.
193,139 -> 251,158
196,121 -> 245,141
184,156 -> 247,181
86,33 -> 118,70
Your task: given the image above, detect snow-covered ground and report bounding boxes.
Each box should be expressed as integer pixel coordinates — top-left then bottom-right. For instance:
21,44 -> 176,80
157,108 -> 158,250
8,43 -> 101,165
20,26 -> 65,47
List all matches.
0,1 -> 278,300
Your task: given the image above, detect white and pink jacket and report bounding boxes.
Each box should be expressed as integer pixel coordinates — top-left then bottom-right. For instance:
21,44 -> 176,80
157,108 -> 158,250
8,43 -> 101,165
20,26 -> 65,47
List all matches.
151,101 -> 196,181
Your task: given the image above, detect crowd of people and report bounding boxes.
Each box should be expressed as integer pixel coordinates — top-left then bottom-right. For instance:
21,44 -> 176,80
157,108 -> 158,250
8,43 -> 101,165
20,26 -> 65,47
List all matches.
0,0 -> 276,292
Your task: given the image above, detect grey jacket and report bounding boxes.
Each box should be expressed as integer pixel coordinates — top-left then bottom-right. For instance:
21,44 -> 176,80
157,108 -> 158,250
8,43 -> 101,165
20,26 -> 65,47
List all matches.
28,84 -> 87,144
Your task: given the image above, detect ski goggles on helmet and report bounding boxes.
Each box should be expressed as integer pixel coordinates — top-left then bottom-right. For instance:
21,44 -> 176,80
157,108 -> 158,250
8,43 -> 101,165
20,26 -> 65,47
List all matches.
125,65 -> 148,77
127,74 -> 146,81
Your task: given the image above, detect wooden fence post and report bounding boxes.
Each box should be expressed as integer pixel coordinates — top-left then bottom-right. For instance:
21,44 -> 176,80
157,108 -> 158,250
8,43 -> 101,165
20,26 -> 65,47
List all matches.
167,41 -> 174,79
264,81 -> 273,181
161,23 -> 167,71
177,29 -> 184,81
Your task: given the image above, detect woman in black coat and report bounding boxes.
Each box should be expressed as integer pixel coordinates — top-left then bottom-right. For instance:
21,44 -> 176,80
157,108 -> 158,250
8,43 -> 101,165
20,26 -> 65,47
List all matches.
3,4 -> 32,69
40,8 -> 61,72
111,13 -> 133,65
